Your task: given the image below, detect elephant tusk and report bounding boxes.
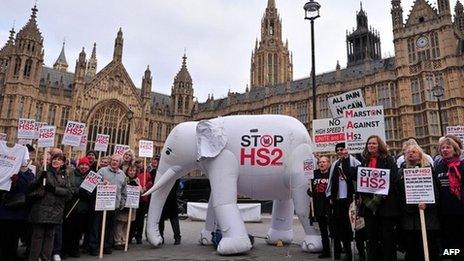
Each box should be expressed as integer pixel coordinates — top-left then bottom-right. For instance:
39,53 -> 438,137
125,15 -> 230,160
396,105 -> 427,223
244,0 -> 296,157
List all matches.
142,168 -> 177,196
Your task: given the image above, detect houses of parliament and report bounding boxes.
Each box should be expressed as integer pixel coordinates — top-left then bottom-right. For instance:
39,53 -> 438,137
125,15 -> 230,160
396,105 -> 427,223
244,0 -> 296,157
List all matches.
1,0 -> 464,156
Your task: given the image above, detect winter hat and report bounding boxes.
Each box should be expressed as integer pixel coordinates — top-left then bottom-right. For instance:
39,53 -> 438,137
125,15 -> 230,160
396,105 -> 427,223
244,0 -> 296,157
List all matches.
78,156 -> 91,166
86,150 -> 97,157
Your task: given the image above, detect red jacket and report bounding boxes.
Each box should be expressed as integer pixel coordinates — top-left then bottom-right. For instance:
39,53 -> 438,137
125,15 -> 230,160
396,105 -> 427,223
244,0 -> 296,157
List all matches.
137,172 -> 153,203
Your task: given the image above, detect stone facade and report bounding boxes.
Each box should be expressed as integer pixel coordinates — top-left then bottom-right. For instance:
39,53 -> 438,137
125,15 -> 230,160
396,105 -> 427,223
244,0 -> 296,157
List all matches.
1,0 -> 464,159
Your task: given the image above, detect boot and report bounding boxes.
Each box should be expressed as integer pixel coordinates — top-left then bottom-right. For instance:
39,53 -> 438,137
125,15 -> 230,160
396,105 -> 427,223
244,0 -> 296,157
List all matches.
174,236 -> 181,245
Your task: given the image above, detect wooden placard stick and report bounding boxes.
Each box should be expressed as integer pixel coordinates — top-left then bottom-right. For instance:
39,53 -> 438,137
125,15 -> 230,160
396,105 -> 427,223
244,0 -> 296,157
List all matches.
99,210 -> 107,259
124,208 -> 133,252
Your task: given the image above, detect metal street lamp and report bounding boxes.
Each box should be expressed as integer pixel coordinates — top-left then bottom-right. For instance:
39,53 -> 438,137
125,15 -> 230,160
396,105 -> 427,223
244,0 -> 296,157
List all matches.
432,84 -> 444,136
304,0 -> 321,122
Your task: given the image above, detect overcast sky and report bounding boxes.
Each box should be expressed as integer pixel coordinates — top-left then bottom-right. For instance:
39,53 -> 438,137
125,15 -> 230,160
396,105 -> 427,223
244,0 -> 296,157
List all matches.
0,0 -> 458,102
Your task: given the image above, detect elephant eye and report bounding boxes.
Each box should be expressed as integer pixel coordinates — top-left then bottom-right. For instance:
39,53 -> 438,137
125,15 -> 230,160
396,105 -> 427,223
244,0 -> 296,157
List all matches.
166,147 -> 172,155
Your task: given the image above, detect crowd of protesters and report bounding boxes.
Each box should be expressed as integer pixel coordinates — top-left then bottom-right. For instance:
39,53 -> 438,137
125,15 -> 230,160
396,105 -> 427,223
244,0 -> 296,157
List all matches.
310,135 -> 464,261
0,146 -> 183,261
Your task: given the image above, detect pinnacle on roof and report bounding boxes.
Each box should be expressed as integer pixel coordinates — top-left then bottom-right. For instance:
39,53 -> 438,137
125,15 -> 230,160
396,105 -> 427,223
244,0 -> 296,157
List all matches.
90,42 -> 97,59
16,4 -> 42,42
268,0 -> 276,9
54,41 -> 68,67
174,53 -> 192,84
456,0 -> 464,14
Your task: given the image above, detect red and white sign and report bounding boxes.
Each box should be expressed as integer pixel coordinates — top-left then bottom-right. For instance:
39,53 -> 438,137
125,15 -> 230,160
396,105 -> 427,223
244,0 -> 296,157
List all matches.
95,185 -> 117,211
403,168 -> 435,204
344,106 -> 385,154
446,126 -> 464,145
0,133 -> 6,141
17,118 -> 36,139
139,140 -> 153,158
114,144 -> 130,156
312,118 -> 346,152
80,171 -> 103,193
34,122 -> 47,139
62,121 -> 86,146
76,133 -> 88,151
38,126 -> 56,148
357,167 -> 390,195
95,134 -> 110,152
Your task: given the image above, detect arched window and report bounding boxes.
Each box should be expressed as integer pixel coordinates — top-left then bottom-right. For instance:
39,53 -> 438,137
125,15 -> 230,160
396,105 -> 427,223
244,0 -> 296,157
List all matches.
24,59 -> 33,77
177,96 -> 183,111
18,97 -> 25,118
35,102 -> 43,121
87,102 -> 131,156
431,32 -> 440,59
13,57 -> 21,76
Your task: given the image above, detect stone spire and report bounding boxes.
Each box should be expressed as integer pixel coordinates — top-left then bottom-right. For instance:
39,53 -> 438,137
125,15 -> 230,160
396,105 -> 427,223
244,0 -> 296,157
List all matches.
16,4 -> 42,43
267,0 -> 276,9
74,47 -> 87,84
113,28 -> 123,63
455,1 -> 464,34
86,42 -> 98,77
141,65 -> 152,99
53,41 -> 68,72
391,0 -> 404,30
171,53 -> 194,117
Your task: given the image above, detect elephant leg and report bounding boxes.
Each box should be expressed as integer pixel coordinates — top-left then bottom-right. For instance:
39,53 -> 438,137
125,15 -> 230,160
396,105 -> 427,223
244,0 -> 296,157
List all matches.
266,199 -> 294,244
288,143 -> 322,253
199,194 -> 215,245
206,150 -> 251,255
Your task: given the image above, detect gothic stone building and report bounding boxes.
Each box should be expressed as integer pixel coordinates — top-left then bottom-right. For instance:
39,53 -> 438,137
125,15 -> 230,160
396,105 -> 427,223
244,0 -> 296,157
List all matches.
1,0 -> 464,158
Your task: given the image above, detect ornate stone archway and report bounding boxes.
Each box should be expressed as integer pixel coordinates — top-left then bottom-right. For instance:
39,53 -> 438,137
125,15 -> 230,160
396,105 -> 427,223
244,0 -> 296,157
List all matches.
86,100 -> 132,156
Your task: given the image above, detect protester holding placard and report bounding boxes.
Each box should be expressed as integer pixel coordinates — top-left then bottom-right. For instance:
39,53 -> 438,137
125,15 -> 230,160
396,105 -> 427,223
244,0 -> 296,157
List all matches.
62,157 -> 93,258
433,137 -> 464,257
358,135 -> 400,261
121,150 -> 135,173
326,143 -> 364,260
130,159 -> 153,244
27,154 -> 71,261
0,160 -> 35,261
88,155 -> 127,256
307,156 -> 331,258
114,165 -> 139,249
396,138 -> 434,168
397,144 -> 440,261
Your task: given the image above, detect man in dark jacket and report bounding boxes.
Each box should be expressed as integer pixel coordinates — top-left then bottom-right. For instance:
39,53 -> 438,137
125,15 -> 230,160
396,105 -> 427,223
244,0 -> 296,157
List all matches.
159,179 -> 181,245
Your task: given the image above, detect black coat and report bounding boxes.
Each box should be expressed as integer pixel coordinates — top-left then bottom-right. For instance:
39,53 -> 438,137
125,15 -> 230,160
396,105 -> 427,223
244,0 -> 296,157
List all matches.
161,180 -> 180,220
397,163 -> 440,230
359,155 -> 401,217
328,157 -> 357,202
310,169 -> 330,217
433,158 -> 464,216
29,168 -> 72,224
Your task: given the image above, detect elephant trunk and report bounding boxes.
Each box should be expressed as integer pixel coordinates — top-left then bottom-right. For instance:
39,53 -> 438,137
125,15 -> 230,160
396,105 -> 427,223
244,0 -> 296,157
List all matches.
142,168 -> 177,196
146,178 -> 177,246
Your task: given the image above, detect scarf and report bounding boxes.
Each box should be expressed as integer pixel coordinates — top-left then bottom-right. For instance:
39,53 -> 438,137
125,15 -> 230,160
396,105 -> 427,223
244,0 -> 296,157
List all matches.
368,155 -> 378,168
443,157 -> 462,200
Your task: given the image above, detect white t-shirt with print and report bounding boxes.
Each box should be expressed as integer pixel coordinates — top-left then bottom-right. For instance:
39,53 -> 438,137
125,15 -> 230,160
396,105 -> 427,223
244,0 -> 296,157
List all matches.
0,141 -> 29,191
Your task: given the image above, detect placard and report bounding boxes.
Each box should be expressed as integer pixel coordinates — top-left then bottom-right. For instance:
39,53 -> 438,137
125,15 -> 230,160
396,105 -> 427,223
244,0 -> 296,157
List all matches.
17,118 -> 36,139
76,133 -> 88,152
125,185 -> 140,209
80,171 -> 103,193
328,89 -> 366,118
357,167 -> 390,195
0,133 -> 6,141
344,106 -> 385,154
139,140 -> 153,158
446,126 -> 464,145
403,168 -> 435,204
95,185 -> 117,211
114,144 -> 130,156
34,122 -> 47,139
95,134 -> 110,152
38,126 -> 56,148
62,121 -> 86,146
17,139 -> 32,145
312,118 -> 346,152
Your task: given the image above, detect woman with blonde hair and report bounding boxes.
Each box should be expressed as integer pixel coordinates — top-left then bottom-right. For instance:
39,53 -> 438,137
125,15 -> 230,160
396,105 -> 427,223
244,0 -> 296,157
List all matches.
121,149 -> 135,173
359,135 -> 400,261
434,137 -> 464,257
398,144 -> 439,260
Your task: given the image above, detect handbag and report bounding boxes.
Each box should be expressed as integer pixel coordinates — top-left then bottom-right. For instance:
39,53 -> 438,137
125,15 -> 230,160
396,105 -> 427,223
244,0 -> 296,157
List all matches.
2,192 -> 27,209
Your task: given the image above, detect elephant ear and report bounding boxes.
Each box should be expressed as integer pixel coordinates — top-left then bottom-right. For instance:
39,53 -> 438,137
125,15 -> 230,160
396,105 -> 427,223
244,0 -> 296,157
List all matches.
196,119 -> 228,161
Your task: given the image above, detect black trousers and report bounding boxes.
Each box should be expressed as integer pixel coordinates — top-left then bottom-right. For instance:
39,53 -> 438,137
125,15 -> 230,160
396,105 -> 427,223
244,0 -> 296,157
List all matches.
440,215 -> 464,261
52,224 -> 62,256
316,215 -> 330,255
332,199 -> 353,258
88,210 -> 117,252
364,216 -> 397,261
404,230 -> 439,261
0,219 -> 23,261
130,201 -> 149,242
28,223 -> 55,261
159,216 -> 181,240
63,211 -> 90,256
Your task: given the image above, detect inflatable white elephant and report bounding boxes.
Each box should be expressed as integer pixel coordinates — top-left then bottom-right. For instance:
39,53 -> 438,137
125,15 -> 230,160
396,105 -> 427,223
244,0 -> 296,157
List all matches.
144,115 -> 322,255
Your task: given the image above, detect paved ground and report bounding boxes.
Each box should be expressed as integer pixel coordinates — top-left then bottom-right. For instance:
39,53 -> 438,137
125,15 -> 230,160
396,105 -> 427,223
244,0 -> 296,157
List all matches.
69,215 -> 322,261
